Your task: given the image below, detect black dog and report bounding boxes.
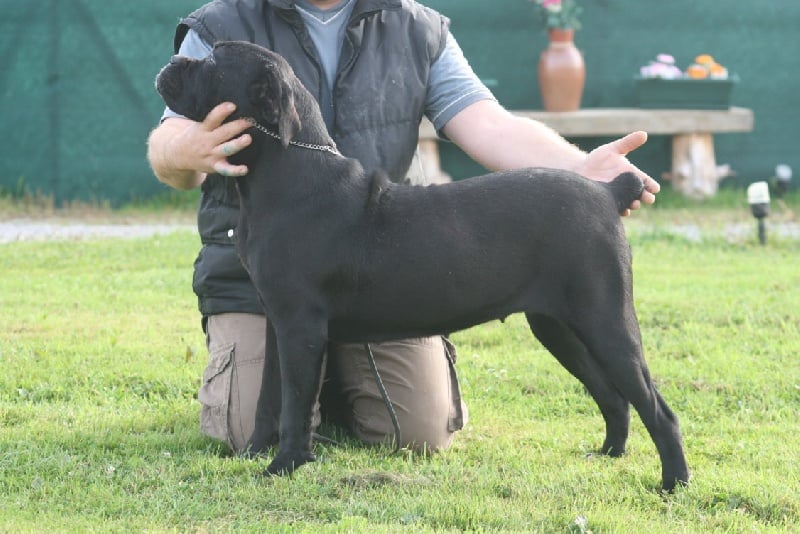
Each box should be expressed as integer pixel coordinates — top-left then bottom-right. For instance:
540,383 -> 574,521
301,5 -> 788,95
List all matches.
156,41 -> 689,491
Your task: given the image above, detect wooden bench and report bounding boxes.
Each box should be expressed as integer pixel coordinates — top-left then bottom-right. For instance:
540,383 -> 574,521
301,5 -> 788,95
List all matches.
416,107 -> 754,198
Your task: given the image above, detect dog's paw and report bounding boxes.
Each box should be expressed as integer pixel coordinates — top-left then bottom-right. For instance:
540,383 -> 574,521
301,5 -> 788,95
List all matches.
241,427 -> 279,459
262,450 -> 316,477
239,446 -> 268,460
661,475 -> 690,494
600,442 -> 627,458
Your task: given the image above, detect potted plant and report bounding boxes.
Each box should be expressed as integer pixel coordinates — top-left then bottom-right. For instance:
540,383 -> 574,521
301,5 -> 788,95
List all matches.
530,0 -> 585,111
636,53 -> 738,109
533,0 -> 582,32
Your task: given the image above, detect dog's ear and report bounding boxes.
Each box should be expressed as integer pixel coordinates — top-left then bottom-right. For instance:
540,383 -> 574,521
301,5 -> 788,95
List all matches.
276,86 -> 301,148
249,77 -> 301,148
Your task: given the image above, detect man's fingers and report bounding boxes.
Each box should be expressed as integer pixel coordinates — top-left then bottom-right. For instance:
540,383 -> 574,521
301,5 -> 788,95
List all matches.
213,161 -> 249,177
212,126 -> 252,178
218,134 -> 252,157
644,186 -> 658,201
215,118 -> 254,143
610,130 -> 648,156
202,102 -> 237,129
629,164 -> 660,199
221,142 -> 236,157
643,177 -> 660,196
201,102 -> 251,137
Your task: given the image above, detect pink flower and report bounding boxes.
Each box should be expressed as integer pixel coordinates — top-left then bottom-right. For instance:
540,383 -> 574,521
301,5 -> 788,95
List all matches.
531,0 -> 581,30
656,54 -> 676,65
640,60 -> 682,79
541,0 -> 563,11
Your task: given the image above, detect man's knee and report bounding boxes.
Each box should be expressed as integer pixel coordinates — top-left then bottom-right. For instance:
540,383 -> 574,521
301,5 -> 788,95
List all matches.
199,313 -> 266,453
349,389 -> 457,451
329,336 -> 465,452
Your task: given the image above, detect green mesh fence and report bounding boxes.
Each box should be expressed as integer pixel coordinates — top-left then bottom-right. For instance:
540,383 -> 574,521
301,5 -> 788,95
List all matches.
1,1 -> 798,205
0,0 -> 198,205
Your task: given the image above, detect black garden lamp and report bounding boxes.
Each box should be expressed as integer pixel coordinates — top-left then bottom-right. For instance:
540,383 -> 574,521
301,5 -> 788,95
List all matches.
747,181 -> 770,245
774,164 -> 793,197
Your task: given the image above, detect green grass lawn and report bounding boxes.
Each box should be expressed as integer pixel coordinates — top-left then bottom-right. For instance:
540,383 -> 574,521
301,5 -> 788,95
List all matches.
1,203 -> 799,532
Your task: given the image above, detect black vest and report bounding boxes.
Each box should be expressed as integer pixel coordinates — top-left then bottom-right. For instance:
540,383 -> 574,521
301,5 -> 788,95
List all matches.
179,0 -> 449,316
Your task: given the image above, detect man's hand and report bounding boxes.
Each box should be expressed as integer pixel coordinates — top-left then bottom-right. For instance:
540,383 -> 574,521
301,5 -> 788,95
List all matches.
170,102 -> 254,177
147,102 -> 254,190
573,131 -> 660,215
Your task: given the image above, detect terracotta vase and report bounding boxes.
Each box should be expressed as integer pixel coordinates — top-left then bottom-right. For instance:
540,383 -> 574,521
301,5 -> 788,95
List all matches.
538,28 -> 585,112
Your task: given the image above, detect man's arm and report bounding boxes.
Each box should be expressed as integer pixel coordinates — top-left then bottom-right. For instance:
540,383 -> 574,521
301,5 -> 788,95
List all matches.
442,99 -> 659,213
427,32 -> 658,213
147,117 -> 205,190
442,100 -> 585,171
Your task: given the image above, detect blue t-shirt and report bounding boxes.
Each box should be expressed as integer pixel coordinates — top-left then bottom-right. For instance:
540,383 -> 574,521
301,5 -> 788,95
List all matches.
163,4 -> 495,133
294,0 -> 354,126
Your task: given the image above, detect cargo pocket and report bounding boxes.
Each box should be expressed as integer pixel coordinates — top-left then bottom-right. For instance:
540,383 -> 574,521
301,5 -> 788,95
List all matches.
198,342 -> 235,446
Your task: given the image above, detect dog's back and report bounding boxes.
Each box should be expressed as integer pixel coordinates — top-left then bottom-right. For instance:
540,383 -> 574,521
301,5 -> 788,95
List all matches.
327,168 -> 641,341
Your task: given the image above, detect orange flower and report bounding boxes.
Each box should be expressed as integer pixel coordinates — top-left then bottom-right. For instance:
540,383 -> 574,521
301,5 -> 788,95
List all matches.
708,63 -> 728,79
686,64 -> 709,79
694,54 -> 715,66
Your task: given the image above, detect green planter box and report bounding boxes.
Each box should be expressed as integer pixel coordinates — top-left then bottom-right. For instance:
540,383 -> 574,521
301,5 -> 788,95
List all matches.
635,75 -> 739,110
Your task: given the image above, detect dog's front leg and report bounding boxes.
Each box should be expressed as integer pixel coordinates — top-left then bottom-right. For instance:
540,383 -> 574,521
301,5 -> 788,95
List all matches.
243,321 -> 281,456
264,323 -> 327,476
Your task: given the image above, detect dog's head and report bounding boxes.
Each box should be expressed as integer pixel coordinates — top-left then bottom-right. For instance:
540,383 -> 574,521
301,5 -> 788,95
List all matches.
156,41 -> 301,147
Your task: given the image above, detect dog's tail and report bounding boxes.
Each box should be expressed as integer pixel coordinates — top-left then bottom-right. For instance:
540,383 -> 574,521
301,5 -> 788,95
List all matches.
602,172 -> 645,214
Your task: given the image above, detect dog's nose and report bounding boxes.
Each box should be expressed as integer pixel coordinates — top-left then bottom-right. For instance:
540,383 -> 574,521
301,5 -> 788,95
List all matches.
168,55 -> 198,70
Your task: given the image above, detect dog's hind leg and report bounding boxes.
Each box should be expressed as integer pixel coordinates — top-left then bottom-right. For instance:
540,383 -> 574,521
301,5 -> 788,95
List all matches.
577,316 -> 689,492
263,319 -> 328,476
525,312 -> 630,457
243,320 -> 281,457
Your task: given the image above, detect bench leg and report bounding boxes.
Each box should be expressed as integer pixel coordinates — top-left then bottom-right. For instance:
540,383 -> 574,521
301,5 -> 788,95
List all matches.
668,133 -> 731,199
408,140 -> 451,186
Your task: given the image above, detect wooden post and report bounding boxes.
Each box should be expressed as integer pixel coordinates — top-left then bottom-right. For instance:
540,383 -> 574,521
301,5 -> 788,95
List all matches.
669,133 -> 730,199
407,139 -> 451,185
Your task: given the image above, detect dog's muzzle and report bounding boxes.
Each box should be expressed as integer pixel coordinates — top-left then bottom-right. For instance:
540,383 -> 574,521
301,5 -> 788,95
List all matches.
155,56 -> 191,104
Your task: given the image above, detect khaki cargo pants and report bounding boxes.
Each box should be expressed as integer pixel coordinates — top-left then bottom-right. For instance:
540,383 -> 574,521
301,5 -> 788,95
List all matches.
198,313 -> 466,453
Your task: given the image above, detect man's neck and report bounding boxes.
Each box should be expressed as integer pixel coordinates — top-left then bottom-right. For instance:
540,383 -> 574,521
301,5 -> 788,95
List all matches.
306,0 -> 344,10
